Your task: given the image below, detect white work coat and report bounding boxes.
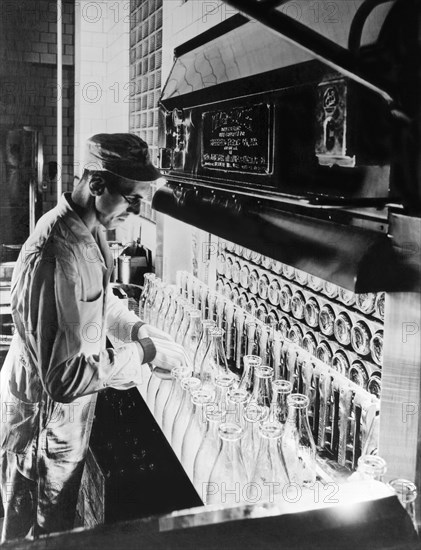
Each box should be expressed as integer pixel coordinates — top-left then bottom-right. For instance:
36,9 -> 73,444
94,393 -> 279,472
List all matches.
0,193 -> 148,531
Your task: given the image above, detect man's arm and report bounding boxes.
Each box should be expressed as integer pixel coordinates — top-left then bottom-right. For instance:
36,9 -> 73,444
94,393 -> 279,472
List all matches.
29,252 -> 153,403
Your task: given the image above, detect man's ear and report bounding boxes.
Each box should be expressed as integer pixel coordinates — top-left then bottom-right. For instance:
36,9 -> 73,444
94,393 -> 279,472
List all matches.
88,173 -> 106,196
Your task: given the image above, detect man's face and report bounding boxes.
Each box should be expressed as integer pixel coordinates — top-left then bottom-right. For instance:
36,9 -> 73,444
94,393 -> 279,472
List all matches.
94,175 -> 152,229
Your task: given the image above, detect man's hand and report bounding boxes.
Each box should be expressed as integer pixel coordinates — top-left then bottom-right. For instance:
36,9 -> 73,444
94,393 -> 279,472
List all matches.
148,338 -> 192,380
138,323 -> 174,343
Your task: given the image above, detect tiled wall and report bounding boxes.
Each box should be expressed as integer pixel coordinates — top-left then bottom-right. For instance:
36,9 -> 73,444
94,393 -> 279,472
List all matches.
74,1 -> 138,246
74,1 -> 130,174
0,0 -> 75,214
129,0 -> 163,166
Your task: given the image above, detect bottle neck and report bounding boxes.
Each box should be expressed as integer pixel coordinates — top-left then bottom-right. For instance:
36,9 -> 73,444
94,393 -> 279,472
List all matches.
270,391 -> 290,424
251,374 -> 272,408
219,436 -> 242,459
215,377 -> 235,407
286,403 -> 310,430
238,362 -> 255,393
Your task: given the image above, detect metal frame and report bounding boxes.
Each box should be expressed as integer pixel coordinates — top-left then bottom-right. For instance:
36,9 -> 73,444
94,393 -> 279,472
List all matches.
220,0 -> 394,105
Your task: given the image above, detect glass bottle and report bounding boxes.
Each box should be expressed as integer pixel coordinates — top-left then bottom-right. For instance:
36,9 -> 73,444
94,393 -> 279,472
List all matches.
304,298 -> 320,328
319,304 -> 335,336
193,319 -> 216,377
241,403 -> 268,478
316,340 -> 333,366
153,377 -> 173,428
163,290 -> 178,334
240,263 -> 250,289
291,291 -> 306,320
231,260 -> 241,285
148,281 -> 166,327
161,366 -> 192,441
207,423 -> 248,506
349,360 -> 369,388
261,255 -> 273,270
200,327 -> 232,393
251,365 -> 274,409
245,297 -> 258,317
185,273 -> 194,304
170,296 -> 187,340
278,317 -> 290,340
279,284 -> 292,312
367,372 -> 382,398
351,321 -> 372,356
323,281 -> 338,299
283,264 -> 295,280
193,408 -> 226,502
256,304 -> 268,324
234,309 -> 247,371
248,269 -> 259,294
245,317 -> 258,356
143,276 -> 160,324
288,324 -> 304,347
176,304 -> 196,345
338,287 -> 355,306
375,292 -> 385,321
268,279 -> 281,306
334,312 -> 352,346
215,294 -> 226,330
270,380 -> 292,425
256,323 -> 271,366
176,270 -> 189,298
238,355 -> 262,394
302,332 -> 317,357
272,260 -> 283,275
183,309 -> 202,367
207,291 -> 218,322
294,269 -> 309,286
332,350 -> 350,376
171,377 -> 202,459
356,293 -> 376,315
181,389 -> 214,481
146,368 -> 162,412
214,374 -> 235,412
224,301 -> 236,372
270,330 -> 283,380
139,273 -> 155,320
227,388 -> 250,428
370,330 -> 384,366
225,256 -> 233,281
215,279 -> 224,296
388,479 -> 418,532
200,284 -> 209,320
157,284 -> 176,331
348,455 -> 387,481
258,274 -> 270,300
308,274 -> 324,292
251,421 -> 290,502
217,253 -> 226,277
281,394 -> 317,487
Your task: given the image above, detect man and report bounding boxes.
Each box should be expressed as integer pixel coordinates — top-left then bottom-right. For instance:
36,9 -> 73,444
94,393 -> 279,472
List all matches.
0,134 -> 186,541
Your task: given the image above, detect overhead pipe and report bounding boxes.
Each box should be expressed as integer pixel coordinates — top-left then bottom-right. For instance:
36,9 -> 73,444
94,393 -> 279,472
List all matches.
57,0 -> 63,202
220,0 -> 394,105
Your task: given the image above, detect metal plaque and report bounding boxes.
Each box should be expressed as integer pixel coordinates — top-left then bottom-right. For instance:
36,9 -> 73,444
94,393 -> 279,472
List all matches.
202,104 -> 271,174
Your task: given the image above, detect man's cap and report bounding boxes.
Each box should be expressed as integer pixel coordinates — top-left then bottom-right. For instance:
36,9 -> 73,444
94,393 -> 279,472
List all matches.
84,133 -> 162,182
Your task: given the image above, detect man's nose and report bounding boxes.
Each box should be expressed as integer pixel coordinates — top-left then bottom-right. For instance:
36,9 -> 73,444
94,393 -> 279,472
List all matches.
127,201 -> 141,215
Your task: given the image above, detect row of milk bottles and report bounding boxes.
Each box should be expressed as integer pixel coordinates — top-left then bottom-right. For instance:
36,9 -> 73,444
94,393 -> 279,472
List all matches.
136,273 -> 418,528
137,273 -> 316,505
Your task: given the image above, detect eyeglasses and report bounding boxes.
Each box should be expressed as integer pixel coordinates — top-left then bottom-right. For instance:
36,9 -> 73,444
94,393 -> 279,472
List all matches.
119,191 -> 142,207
